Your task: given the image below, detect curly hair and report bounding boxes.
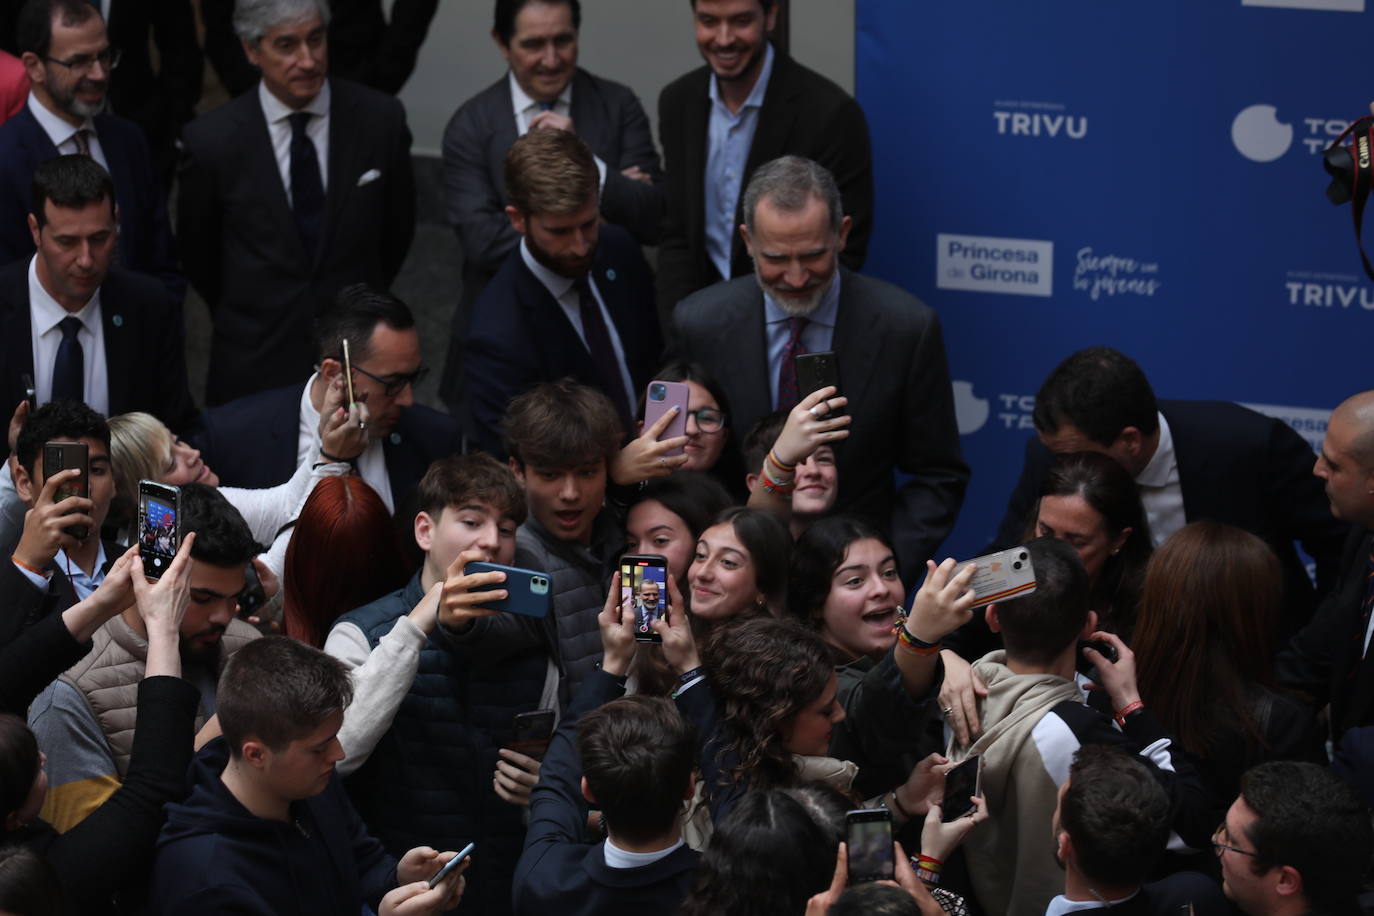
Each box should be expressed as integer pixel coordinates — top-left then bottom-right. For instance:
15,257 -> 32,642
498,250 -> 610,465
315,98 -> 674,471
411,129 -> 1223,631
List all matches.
702,617 -> 834,792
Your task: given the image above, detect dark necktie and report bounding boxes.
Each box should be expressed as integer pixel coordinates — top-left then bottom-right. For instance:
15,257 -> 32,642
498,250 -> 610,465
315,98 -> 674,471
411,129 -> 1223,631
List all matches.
775,316 -> 809,411
572,276 -> 630,424
51,315 -> 84,404
72,128 -> 90,157
289,112 -> 325,258
538,100 -> 555,112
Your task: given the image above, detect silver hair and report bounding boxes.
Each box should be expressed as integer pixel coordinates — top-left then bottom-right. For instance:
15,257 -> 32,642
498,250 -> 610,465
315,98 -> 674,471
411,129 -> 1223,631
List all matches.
741,155 -> 844,236
233,0 -> 332,44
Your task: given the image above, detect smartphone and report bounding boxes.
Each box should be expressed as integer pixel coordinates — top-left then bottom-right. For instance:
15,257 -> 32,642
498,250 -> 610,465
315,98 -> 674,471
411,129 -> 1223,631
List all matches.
340,338 -> 357,408
237,562 -> 267,619
951,546 -> 1037,609
43,440 -> 89,540
137,480 -> 181,579
795,351 -> 846,417
621,554 -> 668,643
941,755 -> 983,822
20,372 -> 36,413
643,380 -> 689,456
464,561 -> 552,618
845,809 -> 895,883
1077,638 -> 1119,669
509,708 -> 556,759
428,841 -> 476,886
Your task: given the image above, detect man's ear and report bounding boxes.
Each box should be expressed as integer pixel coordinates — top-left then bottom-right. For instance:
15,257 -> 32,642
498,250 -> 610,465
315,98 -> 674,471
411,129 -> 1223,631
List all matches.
835,215 -> 853,254
683,770 -> 697,803
491,28 -> 511,61
1056,828 -> 1072,865
26,213 -> 39,250
1079,609 -> 1099,640
319,357 -> 342,382
744,471 -> 759,493
1274,864 -> 1303,898
414,510 -> 435,553
240,39 -> 261,70
738,224 -> 754,258
19,51 -> 43,84
240,739 -> 270,770
1117,426 -> 1144,461
13,459 -> 35,506
505,206 -> 527,236
985,603 -> 1000,633
580,776 -> 596,805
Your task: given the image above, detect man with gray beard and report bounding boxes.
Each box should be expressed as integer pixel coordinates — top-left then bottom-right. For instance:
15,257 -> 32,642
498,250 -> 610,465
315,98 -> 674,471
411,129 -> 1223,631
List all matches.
672,155 -> 967,583
0,0 -> 179,296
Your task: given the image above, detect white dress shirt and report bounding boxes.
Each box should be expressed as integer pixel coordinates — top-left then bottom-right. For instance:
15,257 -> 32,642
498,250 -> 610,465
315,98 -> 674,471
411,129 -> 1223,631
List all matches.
28,255 -> 108,416
1135,411 -> 1185,547
258,80 -> 331,203
704,43 -> 775,281
507,72 -> 607,189
519,239 -> 635,410
297,373 -> 394,513
602,837 -> 684,870
26,90 -> 107,171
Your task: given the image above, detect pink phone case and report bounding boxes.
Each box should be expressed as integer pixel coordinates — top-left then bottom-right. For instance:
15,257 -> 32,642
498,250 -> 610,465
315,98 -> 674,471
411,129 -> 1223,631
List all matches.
644,380 -> 690,456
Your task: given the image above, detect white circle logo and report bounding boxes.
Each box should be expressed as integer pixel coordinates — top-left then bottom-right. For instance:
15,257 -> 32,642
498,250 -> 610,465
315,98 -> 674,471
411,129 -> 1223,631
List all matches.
953,381 -> 989,436
1231,104 -> 1294,163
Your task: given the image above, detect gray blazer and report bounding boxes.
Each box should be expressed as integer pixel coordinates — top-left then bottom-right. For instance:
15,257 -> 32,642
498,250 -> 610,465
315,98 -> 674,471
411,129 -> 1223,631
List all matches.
673,270 -> 969,583
439,67 -> 664,411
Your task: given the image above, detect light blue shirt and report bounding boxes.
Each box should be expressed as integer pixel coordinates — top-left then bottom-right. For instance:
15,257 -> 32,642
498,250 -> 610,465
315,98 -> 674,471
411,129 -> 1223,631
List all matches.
15,540 -> 108,600
704,43 -> 775,282
764,271 -> 841,408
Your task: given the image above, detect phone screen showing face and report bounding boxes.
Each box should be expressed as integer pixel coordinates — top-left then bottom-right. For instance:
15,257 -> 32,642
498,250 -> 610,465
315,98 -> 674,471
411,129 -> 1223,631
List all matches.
141,496 -> 177,563
941,755 -> 981,821
621,555 -> 667,643
845,810 -> 895,883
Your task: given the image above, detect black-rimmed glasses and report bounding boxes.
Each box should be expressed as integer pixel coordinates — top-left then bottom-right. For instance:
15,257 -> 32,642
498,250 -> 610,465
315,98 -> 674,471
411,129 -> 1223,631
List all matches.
348,362 -> 429,397
45,48 -> 121,74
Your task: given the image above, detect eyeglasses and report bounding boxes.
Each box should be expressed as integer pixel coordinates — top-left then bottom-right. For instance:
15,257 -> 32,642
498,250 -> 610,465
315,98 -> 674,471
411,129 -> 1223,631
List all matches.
1211,824 -> 1258,858
45,48 -> 122,74
687,407 -> 726,433
348,362 -> 429,397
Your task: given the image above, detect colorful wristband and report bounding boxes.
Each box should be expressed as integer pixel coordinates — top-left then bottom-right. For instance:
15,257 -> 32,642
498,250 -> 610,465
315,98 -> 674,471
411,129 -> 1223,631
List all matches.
10,554 -> 45,576
1114,700 -> 1146,727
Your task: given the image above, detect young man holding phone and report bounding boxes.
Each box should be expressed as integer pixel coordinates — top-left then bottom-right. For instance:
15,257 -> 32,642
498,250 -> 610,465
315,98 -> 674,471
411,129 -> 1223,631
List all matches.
150,637 -> 466,915
326,453 -> 547,916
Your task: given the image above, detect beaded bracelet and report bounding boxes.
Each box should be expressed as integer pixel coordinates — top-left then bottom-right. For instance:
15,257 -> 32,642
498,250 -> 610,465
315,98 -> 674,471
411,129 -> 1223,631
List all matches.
896,625 -> 941,656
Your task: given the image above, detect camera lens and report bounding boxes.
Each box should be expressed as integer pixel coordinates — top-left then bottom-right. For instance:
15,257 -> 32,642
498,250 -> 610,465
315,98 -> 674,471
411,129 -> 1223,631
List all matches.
650,384 -> 665,400
1012,561 -> 1023,570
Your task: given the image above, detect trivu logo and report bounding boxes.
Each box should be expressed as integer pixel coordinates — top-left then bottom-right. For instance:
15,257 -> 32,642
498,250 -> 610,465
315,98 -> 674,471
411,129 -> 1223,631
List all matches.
1242,0 -> 1363,10
1232,105 -> 1293,162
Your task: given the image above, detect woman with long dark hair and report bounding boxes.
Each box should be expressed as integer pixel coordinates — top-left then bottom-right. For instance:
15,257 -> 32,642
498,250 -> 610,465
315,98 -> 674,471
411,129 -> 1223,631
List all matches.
1132,521 -> 1322,810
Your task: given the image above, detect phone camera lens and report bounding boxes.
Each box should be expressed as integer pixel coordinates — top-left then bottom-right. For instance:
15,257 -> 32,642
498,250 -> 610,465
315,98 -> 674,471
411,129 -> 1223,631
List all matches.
650,384 -> 665,400
1012,561 -> 1023,570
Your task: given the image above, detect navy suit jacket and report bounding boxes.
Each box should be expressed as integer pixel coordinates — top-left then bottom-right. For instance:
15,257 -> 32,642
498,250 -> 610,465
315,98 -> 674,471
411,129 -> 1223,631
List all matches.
462,224 -> 663,457
994,400 -> 1350,637
0,260 -> 195,460
188,382 -> 461,522
0,104 -> 181,297
178,79 -> 415,405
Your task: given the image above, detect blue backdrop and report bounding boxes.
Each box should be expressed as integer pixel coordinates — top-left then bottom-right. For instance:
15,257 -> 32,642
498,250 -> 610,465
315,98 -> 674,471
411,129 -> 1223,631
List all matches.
855,0 -> 1372,561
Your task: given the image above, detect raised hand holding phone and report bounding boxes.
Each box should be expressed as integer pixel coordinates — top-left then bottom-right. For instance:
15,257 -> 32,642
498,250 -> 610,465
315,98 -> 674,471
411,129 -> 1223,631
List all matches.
611,403 -> 690,486
651,573 -> 698,675
13,467 -> 93,571
597,571 -> 636,675
437,549 -> 507,630
318,373 -> 368,461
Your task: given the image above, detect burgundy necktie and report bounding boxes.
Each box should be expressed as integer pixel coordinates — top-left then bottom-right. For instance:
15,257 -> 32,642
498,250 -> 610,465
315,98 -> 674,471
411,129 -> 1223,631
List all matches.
775,317 -> 809,411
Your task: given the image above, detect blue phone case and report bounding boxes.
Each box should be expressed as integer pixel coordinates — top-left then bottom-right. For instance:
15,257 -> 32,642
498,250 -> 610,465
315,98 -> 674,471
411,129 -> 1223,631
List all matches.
464,562 -> 553,618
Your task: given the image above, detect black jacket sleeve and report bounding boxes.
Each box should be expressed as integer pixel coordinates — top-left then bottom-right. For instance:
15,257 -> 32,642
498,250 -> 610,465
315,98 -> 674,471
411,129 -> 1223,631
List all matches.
0,610 -> 90,714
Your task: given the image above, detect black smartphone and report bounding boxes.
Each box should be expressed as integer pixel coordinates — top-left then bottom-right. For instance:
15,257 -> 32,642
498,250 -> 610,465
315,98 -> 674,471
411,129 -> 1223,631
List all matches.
941,755 -> 983,822
429,841 -> 476,886
620,554 -> 668,643
795,351 -> 846,417
237,562 -> 267,619
340,337 -> 357,408
464,562 -> 552,618
137,480 -> 181,579
509,708 -> 556,760
845,808 -> 895,883
43,440 -> 89,540
1077,638 -> 1119,668
20,372 -> 36,413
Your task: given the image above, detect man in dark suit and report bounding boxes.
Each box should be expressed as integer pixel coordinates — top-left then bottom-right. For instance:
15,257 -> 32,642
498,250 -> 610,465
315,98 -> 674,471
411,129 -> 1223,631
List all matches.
656,0 -> 872,314
178,0 -> 415,406
462,128 -> 661,457
992,346 -> 1348,637
438,0 -> 662,413
673,156 -> 967,584
190,285 -> 459,524
0,155 -> 194,463
512,632 -> 699,916
0,0 -> 179,297
1049,745 -> 1230,916
200,0 -> 440,97
1279,390 -> 1374,745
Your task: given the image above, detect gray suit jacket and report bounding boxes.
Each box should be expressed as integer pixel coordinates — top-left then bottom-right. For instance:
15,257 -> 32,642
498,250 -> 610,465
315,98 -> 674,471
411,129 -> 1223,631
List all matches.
673,270 -> 969,583
439,67 -> 664,411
